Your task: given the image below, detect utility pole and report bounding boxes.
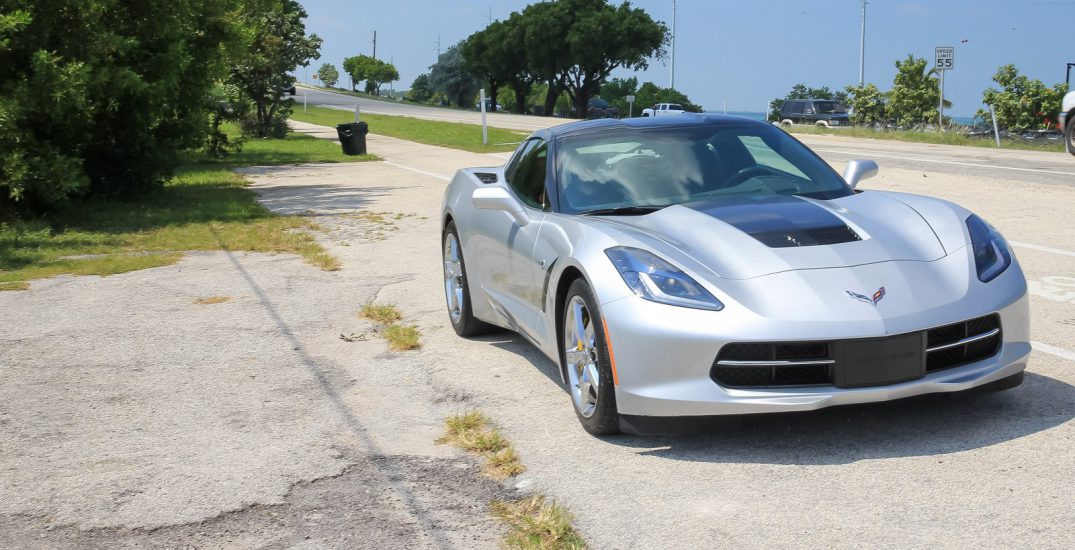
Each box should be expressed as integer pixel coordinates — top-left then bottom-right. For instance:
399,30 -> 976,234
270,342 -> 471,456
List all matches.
488,6 -> 493,24
858,0 -> 868,86
435,35 -> 441,61
670,0 -> 677,90
372,30 -> 377,60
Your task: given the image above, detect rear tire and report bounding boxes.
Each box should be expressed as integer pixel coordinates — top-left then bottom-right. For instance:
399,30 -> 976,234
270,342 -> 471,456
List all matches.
560,279 -> 620,435
780,119 -> 793,128
443,222 -> 496,337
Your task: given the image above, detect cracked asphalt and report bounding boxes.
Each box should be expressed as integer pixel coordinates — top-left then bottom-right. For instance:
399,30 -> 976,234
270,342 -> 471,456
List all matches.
2,120 -> 1074,548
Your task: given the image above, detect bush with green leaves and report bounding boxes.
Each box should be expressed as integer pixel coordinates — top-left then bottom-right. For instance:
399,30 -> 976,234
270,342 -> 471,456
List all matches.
887,55 -> 944,127
977,65 -> 1068,132
1,1 -> 233,214
844,83 -> 889,126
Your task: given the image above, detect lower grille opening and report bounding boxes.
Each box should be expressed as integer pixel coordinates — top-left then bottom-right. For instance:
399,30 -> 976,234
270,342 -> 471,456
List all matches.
926,314 -> 1001,372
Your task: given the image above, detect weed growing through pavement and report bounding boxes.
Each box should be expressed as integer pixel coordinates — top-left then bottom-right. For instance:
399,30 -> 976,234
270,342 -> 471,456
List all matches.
490,494 -> 587,550
383,323 -> 421,351
359,303 -> 403,324
438,411 -> 525,480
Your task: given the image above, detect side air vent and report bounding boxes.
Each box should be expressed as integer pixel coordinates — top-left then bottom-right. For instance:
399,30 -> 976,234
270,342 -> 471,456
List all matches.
475,172 -> 498,184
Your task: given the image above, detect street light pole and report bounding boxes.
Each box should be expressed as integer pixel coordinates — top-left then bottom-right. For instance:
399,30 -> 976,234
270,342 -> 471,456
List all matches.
858,0 -> 868,86
670,0 -> 676,90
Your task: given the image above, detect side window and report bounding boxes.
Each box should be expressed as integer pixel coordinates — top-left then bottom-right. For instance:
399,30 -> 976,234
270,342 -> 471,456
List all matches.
804,102 -> 816,115
504,139 -> 537,183
507,139 -> 548,209
789,101 -> 803,115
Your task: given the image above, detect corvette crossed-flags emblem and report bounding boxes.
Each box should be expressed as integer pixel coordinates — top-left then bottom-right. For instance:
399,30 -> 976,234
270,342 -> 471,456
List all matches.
846,286 -> 886,307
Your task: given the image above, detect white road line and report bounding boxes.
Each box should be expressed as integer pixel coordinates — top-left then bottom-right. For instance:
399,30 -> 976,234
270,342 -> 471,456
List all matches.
1032,341 -> 1075,362
1010,241 -> 1075,258
383,161 -> 451,182
814,148 -> 1075,177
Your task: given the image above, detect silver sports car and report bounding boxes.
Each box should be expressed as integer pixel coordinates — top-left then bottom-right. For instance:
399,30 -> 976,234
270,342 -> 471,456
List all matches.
440,115 -> 1029,435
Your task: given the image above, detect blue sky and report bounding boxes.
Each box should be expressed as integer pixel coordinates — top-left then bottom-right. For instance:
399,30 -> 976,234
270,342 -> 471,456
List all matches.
297,0 -> 1073,116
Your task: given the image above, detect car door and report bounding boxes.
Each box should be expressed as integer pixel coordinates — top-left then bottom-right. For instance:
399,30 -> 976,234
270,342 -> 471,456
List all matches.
471,138 -> 549,340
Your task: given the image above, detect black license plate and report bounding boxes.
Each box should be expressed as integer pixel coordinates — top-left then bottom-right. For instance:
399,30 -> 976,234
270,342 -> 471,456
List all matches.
835,332 -> 925,388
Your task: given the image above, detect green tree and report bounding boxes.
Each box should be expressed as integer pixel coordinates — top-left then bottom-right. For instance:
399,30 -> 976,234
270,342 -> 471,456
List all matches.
229,0 -> 322,138
460,24 -> 506,111
562,0 -> 668,117
520,1 -> 573,116
317,62 -> 338,87
408,74 -> 434,103
977,64 -> 1068,132
1,0 -> 235,213
844,83 -> 888,126
343,55 -> 399,95
769,84 -> 849,121
887,54 -> 941,126
428,45 -> 479,107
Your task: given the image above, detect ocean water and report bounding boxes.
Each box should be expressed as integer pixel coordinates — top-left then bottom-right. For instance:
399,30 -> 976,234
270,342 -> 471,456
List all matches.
708,111 -> 981,127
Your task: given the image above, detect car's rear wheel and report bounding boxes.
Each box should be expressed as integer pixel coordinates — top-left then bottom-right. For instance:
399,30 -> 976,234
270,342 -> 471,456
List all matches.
780,119 -> 793,128
561,279 -> 620,435
443,222 -> 495,337
816,120 -> 829,128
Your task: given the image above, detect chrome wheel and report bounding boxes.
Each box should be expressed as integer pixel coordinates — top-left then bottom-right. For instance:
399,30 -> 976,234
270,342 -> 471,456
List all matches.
443,232 -> 464,324
564,295 -> 600,418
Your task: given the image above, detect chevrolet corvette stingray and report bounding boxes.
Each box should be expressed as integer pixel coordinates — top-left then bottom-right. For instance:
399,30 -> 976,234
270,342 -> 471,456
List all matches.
440,115 -> 1029,435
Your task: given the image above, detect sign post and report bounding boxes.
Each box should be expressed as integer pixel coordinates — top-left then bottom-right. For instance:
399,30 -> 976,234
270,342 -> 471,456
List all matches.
935,46 -> 954,129
626,95 -> 636,118
479,89 -> 488,145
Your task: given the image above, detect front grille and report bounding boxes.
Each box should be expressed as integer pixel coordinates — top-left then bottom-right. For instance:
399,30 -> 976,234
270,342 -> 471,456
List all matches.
713,342 -> 833,388
925,314 -> 1001,372
711,313 -> 1003,388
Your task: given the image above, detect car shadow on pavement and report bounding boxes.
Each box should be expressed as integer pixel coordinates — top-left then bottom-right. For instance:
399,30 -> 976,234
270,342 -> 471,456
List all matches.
608,372 -> 1075,465
480,333 -> 1074,465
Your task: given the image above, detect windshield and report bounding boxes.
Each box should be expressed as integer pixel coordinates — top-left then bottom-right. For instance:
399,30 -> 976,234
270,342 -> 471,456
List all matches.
815,101 -> 847,114
590,99 -> 609,108
556,123 -> 852,214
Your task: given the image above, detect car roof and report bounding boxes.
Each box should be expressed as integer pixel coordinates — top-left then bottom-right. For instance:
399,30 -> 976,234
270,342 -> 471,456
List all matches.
544,113 -> 768,140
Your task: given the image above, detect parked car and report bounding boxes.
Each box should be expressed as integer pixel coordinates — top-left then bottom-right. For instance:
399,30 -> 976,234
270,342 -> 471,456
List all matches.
587,98 -> 619,119
641,103 -> 685,117
440,114 -> 1028,435
779,99 -> 850,127
475,98 -> 503,112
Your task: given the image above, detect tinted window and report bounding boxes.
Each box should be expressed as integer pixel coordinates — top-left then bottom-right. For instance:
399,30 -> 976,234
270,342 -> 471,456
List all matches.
505,139 -> 537,183
789,101 -> 804,115
815,101 -> 847,114
507,139 -> 547,208
668,104 -> 684,111
556,124 -> 850,213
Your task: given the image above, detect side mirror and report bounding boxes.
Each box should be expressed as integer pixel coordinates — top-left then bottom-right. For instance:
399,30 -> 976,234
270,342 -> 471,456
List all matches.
472,187 -> 530,227
842,159 -> 879,189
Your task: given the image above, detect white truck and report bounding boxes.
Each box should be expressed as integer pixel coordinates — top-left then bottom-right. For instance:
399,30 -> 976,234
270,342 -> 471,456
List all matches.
641,103 -> 685,117
1063,63 -> 1075,156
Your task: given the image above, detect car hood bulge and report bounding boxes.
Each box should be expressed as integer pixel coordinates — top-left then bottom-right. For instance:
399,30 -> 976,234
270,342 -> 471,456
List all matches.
597,193 -> 947,280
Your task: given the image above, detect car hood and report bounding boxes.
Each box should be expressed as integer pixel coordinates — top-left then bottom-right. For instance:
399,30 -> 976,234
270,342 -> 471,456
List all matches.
591,192 -> 948,280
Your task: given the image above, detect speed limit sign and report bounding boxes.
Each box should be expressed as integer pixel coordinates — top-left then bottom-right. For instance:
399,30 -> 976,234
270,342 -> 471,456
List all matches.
935,47 -> 954,71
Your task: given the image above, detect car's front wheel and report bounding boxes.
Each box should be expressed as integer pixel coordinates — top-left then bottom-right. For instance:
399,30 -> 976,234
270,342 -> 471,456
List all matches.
1065,113 -> 1075,156
443,222 -> 495,337
561,279 -> 620,435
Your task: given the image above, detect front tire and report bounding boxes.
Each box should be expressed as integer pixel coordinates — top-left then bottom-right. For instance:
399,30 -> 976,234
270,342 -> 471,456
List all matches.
443,222 -> 495,337
1065,113 -> 1075,156
560,279 -> 620,435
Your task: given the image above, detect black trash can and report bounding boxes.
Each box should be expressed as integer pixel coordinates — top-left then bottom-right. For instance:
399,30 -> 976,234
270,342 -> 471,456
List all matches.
336,122 -> 368,155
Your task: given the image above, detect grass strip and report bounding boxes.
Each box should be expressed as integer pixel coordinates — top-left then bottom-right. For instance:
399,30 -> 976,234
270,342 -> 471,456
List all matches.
359,303 -> 403,324
0,131 -> 365,290
784,124 -> 1065,153
290,105 -> 525,154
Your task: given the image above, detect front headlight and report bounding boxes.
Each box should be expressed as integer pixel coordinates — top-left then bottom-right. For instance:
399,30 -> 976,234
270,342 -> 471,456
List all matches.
605,247 -> 724,311
966,214 -> 1012,282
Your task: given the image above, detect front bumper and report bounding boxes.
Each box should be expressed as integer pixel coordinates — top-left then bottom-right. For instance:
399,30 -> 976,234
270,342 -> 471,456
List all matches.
601,265 -> 1030,417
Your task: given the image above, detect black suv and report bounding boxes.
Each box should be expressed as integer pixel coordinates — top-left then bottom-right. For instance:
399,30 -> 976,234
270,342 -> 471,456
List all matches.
586,98 -> 619,119
779,99 -> 850,127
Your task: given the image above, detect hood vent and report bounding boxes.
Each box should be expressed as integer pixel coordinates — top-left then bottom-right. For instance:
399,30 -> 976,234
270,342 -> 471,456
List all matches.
686,195 -> 861,248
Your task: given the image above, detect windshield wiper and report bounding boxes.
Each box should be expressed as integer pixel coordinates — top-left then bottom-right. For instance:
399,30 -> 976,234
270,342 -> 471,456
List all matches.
578,205 -> 667,216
